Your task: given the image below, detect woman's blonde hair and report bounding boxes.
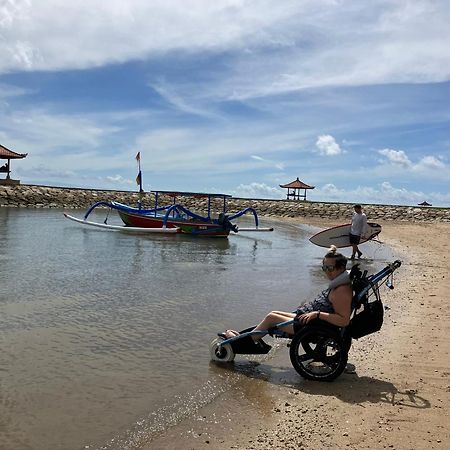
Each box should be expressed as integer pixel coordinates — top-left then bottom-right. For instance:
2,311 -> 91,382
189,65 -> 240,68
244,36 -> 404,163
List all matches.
327,244 -> 337,254
324,245 -> 347,269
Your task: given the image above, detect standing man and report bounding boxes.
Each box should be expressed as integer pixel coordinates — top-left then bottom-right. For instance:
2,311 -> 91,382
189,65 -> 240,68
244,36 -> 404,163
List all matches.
349,204 -> 367,260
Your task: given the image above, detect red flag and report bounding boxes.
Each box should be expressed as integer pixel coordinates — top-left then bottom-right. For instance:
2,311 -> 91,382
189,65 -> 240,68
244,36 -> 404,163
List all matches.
135,151 -> 141,162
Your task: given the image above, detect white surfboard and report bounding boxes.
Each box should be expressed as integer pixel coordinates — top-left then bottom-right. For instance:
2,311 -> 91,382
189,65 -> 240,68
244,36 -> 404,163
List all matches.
309,222 -> 382,248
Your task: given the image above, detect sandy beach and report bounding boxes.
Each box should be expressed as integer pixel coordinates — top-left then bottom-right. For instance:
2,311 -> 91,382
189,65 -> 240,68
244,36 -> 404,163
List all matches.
145,220 -> 450,450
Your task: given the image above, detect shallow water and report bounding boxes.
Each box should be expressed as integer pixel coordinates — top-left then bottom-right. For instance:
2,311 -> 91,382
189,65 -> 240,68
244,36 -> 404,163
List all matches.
0,207 -> 395,449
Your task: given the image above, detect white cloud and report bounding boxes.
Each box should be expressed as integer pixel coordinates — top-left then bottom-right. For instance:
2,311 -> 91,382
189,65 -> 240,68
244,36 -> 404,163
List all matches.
415,155 -> 446,170
150,80 -> 219,118
320,183 -> 345,196
1,1 -> 450,98
379,181 -> 419,202
105,175 -> 134,186
0,0 -> 295,74
315,135 -> 343,156
378,149 -> 447,173
227,180 -> 449,205
378,148 -> 412,168
250,154 -> 284,170
131,125 -> 301,177
312,181 -> 449,206
17,164 -> 77,180
231,182 -> 283,199
0,82 -> 34,100
0,109 -> 118,155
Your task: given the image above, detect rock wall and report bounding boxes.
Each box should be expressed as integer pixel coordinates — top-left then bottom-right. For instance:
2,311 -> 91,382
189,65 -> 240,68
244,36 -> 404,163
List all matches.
0,184 -> 449,222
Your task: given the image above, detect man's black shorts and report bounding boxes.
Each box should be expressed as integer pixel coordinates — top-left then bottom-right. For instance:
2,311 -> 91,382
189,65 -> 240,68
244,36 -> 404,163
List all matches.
349,233 -> 361,244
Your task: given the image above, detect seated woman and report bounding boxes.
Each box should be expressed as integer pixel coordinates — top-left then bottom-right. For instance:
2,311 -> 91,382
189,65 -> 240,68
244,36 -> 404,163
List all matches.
224,245 -> 353,340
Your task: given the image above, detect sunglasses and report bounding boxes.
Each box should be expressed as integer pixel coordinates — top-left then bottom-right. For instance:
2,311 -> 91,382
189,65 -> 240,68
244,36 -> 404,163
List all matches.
322,264 -> 336,272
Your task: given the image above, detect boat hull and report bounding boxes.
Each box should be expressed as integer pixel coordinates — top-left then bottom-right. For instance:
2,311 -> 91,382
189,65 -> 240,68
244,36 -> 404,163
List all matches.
117,210 -> 230,237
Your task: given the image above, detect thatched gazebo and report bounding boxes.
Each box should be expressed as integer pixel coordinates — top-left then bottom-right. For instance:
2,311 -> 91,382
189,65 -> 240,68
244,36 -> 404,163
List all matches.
0,144 -> 28,185
280,177 -> 315,201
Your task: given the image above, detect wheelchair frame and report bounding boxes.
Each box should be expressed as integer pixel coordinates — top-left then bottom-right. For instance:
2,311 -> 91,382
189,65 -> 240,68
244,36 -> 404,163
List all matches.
210,260 -> 402,382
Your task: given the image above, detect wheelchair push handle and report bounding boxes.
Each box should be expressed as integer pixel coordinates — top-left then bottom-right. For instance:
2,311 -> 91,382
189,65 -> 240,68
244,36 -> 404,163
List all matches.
377,259 -> 402,276
387,259 -> 401,289
368,260 -> 401,283
352,259 -> 402,302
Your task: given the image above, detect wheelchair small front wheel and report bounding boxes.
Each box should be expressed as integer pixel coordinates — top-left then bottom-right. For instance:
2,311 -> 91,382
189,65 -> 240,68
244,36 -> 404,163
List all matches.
209,338 -> 235,362
289,325 -> 348,382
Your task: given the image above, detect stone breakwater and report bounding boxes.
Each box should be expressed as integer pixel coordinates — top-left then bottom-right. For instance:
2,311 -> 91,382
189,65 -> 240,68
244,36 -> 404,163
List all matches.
0,184 -> 449,223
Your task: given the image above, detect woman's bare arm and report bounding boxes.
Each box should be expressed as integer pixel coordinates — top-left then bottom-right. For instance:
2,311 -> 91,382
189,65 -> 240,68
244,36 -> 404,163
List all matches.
321,284 -> 352,327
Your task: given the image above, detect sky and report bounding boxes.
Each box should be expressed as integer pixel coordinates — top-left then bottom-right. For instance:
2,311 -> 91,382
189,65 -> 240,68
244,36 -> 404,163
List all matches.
1,0 -> 449,206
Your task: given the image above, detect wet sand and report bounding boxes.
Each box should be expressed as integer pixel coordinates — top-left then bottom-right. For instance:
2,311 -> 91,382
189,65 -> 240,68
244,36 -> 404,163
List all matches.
143,220 -> 450,449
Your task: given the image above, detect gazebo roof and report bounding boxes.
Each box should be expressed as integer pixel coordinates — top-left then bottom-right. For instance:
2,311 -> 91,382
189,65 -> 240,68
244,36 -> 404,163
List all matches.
418,201 -> 432,206
279,177 -> 315,189
0,144 -> 28,159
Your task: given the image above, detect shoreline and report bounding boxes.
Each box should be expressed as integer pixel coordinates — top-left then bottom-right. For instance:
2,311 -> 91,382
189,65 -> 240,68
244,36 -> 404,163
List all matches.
143,219 -> 450,449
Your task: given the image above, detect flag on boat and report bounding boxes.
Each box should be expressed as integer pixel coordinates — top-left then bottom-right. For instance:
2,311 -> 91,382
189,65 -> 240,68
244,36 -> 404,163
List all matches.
136,170 -> 142,186
135,151 -> 141,162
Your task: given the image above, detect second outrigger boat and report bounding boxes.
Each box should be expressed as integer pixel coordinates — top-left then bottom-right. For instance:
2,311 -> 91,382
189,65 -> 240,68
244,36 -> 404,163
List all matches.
64,190 -> 273,237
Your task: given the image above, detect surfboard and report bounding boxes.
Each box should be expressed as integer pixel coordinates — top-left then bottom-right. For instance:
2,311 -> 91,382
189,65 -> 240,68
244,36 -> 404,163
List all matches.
309,222 -> 382,248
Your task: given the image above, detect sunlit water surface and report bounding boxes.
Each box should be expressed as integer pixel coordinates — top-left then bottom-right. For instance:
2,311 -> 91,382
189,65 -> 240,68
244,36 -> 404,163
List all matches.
0,207 -> 395,449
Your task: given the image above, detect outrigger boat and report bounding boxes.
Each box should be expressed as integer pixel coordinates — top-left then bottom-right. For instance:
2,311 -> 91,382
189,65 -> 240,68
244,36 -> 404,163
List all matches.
64,190 -> 274,237
64,153 -> 272,236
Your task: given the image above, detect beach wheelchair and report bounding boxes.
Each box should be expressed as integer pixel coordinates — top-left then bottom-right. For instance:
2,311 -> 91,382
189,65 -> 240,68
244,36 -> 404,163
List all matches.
210,260 -> 402,382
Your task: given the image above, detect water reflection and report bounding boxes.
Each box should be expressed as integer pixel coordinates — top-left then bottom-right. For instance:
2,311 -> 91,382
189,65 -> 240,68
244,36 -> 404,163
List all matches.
0,205 -> 11,225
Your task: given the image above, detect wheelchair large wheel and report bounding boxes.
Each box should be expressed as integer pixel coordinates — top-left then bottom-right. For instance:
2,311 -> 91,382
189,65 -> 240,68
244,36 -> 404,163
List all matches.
209,338 -> 235,362
289,324 -> 348,382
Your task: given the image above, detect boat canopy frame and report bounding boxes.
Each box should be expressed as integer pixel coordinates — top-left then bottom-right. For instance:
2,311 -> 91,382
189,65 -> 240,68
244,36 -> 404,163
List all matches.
152,190 -> 231,221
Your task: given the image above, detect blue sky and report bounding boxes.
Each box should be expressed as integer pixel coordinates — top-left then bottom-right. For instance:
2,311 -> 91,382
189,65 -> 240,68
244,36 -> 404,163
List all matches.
1,1 -> 449,206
